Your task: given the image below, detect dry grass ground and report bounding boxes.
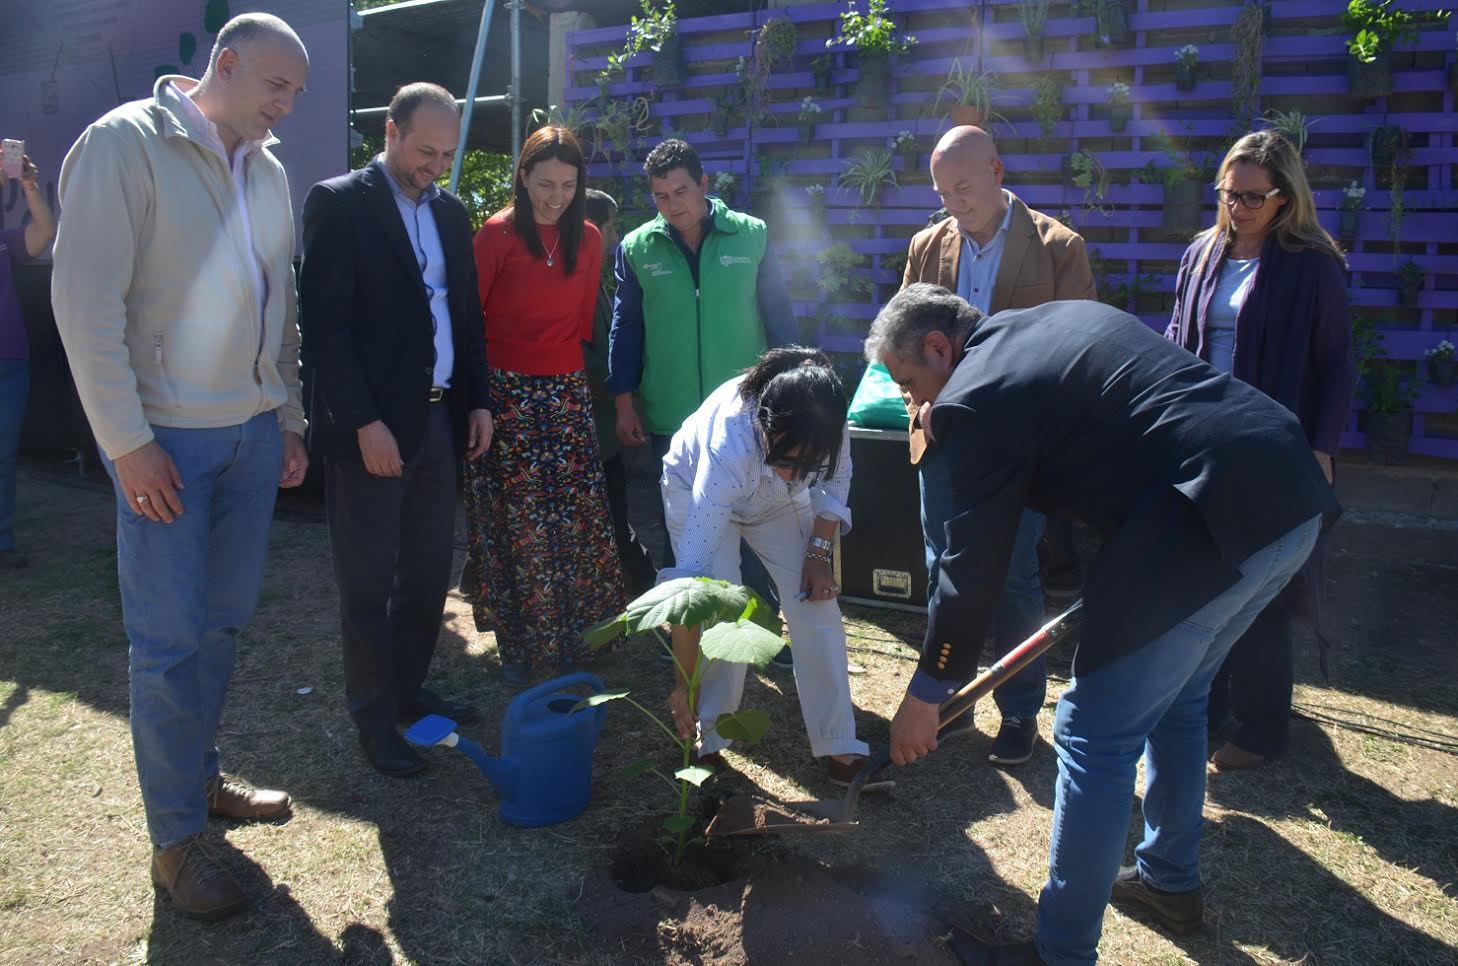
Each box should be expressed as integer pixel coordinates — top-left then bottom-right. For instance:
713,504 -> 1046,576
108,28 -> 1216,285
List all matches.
0,460 -> 1455,965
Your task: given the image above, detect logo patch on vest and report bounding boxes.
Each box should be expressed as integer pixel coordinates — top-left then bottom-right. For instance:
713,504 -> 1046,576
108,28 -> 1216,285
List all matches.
643,262 -> 673,278
719,255 -> 752,268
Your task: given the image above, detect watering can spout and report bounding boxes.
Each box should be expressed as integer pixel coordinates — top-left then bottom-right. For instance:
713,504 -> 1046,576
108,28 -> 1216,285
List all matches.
457,735 -> 517,798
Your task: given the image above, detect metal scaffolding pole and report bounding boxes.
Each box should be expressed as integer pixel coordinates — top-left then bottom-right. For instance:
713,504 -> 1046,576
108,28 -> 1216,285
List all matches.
450,0 -> 498,193
510,0 -> 523,161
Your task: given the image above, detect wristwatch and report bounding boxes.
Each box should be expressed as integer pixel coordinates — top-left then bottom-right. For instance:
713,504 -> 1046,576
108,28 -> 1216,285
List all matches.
808,536 -> 834,553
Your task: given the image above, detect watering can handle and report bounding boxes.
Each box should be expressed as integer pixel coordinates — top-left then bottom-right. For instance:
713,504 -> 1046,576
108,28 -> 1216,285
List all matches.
504,671 -> 609,735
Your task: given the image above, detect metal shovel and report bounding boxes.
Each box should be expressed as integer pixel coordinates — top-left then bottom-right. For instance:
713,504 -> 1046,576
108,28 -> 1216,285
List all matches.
705,600 -> 1084,837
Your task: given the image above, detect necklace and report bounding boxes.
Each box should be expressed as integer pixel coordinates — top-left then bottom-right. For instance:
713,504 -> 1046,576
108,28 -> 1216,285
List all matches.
544,232 -> 561,267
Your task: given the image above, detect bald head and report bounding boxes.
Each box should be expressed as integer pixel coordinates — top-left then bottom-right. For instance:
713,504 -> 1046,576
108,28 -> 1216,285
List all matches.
207,13 -> 308,71
931,125 -> 1000,167
929,125 -> 1007,246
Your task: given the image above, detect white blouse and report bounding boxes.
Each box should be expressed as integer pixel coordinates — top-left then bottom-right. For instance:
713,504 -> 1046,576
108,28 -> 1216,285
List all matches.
660,376 -> 853,580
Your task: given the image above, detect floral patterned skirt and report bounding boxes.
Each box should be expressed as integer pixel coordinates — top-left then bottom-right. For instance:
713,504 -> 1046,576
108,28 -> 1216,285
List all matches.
461,368 -> 624,667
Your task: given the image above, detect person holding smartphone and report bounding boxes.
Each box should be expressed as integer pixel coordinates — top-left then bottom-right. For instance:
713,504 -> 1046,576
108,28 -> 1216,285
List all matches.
0,147 -> 57,569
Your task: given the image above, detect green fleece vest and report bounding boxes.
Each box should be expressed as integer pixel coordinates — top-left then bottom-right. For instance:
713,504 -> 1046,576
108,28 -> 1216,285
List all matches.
621,197 -> 769,435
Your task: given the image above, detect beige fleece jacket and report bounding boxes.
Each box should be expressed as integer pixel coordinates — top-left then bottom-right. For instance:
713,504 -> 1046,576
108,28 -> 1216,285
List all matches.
51,75 -> 305,461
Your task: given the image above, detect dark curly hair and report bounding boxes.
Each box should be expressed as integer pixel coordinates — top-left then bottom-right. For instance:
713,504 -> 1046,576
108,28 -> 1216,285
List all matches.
739,347 -> 847,483
643,138 -> 705,184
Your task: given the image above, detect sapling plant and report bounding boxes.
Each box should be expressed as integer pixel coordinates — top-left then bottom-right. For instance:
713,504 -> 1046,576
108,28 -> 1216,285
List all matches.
576,578 -> 785,864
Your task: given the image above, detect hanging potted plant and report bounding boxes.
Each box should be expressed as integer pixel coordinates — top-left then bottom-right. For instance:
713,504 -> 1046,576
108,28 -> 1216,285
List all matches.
1095,0 -> 1133,47
1396,259 -> 1424,308
797,96 -> 823,142
1338,180 -> 1365,240
838,147 -> 899,210
612,0 -> 683,88
1425,339 -> 1456,387
1173,44 -> 1200,92
1032,74 -> 1065,141
712,171 -> 739,205
1264,108 -> 1316,155
893,130 -> 919,170
1107,81 -> 1132,132
1161,165 -> 1205,233
1363,359 -> 1423,465
1020,0 -> 1051,61
709,93 -> 737,137
824,0 -> 918,111
1063,150 -> 1110,213
934,60 -> 1002,129
812,54 -> 836,97
805,183 -> 827,220
1369,123 -> 1407,169
1343,0 -> 1420,98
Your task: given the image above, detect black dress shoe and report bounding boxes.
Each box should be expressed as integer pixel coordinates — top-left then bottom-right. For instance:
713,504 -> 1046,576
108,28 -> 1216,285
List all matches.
1109,865 -> 1203,936
359,730 -> 427,777
397,688 -> 480,726
948,928 -> 1046,965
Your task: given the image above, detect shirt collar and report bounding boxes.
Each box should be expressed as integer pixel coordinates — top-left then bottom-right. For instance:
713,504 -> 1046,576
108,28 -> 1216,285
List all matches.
165,79 -> 268,164
958,189 -> 1015,251
376,155 -> 441,207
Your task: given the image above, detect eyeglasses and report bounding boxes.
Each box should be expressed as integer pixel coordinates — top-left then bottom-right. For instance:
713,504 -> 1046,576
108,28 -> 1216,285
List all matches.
1215,187 -> 1281,210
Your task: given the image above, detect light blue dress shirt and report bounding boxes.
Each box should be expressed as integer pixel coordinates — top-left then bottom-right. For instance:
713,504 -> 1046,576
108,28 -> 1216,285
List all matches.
377,158 -> 454,388
955,189 -> 1016,314
1206,257 -> 1258,374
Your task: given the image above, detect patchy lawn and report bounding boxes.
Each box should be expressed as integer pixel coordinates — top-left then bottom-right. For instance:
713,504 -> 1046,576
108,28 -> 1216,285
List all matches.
0,460 -> 1454,965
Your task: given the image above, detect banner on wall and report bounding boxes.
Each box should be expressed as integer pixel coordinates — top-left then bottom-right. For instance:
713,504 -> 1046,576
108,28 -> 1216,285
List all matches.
0,0 -> 351,252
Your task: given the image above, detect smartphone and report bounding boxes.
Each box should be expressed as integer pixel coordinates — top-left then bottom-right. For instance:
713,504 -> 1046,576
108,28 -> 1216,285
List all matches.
1,140 -> 23,180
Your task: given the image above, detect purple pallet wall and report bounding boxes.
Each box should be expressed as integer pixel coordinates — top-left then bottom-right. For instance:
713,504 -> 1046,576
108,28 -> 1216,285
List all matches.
567,0 -> 1458,459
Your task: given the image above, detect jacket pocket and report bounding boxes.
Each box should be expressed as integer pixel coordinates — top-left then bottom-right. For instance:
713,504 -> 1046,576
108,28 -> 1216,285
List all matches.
150,333 -> 183,413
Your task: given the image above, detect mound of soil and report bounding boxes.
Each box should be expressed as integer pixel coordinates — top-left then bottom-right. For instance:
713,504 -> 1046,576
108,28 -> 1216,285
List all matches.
580,854 -> 958,965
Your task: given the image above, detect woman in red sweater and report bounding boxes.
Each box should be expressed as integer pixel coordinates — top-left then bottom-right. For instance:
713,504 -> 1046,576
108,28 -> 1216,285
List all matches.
462,126 -> 623,683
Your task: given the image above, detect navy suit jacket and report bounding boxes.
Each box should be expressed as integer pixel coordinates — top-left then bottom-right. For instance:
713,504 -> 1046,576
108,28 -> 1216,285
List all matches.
922,299 -> 1340,682
298,162 -> 490,462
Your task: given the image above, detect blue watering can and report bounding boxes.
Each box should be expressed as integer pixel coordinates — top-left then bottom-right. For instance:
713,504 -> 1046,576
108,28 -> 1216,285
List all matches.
403,673 -> 608,828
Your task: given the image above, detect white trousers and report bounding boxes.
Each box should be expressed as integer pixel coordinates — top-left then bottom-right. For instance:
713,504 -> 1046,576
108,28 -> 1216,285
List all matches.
662,482 -> 868,759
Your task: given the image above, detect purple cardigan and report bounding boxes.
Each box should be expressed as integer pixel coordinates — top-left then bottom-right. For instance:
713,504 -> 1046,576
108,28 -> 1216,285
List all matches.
1165,232 -> 1356,455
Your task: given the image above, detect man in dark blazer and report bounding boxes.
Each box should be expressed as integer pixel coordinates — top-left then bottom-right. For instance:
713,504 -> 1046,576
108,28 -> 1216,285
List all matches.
300,83 -> 492,777
865,285 -> 1336,965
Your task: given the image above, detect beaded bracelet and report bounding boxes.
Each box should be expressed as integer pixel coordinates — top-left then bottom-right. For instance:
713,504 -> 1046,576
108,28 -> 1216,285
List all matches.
804,549 -> 833,564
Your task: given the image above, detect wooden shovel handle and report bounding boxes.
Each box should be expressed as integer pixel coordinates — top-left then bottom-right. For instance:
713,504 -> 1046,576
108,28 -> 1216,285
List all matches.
936,599 -> 1084,735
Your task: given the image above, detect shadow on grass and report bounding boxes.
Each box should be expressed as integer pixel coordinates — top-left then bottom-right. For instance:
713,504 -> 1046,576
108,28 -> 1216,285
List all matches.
1178,812 -> 1458,964
1207,719 -> 1458,902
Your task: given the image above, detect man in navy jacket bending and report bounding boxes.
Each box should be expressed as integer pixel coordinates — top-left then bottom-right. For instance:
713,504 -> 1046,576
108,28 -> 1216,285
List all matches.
866,285 -> 1337,965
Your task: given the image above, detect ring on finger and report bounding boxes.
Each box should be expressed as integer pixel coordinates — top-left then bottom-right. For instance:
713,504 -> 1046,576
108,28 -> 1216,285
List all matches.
135,494 -> 151,505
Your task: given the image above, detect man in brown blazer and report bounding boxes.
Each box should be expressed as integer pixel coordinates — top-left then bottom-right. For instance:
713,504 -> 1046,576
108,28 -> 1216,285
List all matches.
899,126 -> 1095,766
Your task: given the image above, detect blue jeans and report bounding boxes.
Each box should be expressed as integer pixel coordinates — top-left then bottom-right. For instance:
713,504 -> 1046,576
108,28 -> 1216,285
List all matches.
1035,514 -> 1321,965
101,412 -> 282,848
0,358 -> 29,551
920,448 -> 1046,718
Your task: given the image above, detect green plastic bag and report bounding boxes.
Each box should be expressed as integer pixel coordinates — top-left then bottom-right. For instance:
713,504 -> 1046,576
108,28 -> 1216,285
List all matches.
847,361 -> 911,429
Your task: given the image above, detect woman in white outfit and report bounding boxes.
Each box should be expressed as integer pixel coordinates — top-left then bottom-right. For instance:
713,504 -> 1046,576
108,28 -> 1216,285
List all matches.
659,347 -> 885,787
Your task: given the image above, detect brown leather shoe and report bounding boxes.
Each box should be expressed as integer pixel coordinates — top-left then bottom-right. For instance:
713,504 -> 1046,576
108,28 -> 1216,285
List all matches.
1211,742 -> 1267,770
206,774 -> 291,820
151,837 -> 248,920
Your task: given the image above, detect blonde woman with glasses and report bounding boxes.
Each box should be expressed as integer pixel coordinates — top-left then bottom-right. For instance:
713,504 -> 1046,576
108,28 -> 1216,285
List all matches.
1165,130 -> 1357,769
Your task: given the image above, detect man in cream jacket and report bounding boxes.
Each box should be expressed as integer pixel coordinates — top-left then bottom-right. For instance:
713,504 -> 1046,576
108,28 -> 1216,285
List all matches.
51,13 -> 309,921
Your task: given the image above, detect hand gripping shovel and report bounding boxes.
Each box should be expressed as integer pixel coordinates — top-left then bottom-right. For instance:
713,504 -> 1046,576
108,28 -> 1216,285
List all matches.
705,600 -> 1084,837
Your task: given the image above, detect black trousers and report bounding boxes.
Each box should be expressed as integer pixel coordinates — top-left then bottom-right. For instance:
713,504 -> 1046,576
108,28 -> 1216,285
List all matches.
601,451 -> 657,596
326,402 -> 457,738
1207,598 -> 1293,757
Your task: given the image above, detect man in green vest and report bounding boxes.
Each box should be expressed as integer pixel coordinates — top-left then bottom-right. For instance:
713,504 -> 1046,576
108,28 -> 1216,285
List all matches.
607,139 -> 798,664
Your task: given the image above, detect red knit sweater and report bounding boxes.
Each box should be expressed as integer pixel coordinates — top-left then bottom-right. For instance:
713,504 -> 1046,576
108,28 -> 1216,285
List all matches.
473,210 -> 602,376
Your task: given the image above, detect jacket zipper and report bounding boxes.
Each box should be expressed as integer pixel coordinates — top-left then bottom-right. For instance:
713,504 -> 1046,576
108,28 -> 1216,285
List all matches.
695,286 -> 703,403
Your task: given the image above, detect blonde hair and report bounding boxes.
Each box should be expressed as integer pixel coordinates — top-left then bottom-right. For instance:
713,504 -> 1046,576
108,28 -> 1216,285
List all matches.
1194,130 -> 1346,278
